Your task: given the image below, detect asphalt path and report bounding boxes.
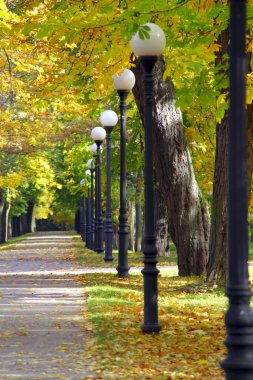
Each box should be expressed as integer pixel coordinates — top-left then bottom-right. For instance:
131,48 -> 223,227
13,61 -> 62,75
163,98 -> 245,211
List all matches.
0,232 -> 97,380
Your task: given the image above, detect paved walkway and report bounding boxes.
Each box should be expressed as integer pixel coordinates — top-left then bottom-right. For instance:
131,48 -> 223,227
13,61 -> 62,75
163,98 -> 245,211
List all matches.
0,232 -> 98,380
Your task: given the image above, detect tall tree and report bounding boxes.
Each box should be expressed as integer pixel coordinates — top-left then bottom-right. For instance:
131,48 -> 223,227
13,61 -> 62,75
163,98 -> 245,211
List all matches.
206,29 -> 229,283
207,28 -> 253,284
154,180 -> 169,258
132,57 -> 210,276
2,0 -> 252,267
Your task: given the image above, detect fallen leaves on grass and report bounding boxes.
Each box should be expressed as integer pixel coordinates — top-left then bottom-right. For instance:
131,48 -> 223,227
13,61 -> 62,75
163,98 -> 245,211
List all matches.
74,237 -> 177,268
79,273 -> 226,380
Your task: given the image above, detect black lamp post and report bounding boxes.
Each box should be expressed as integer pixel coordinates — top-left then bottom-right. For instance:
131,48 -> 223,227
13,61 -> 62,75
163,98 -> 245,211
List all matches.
79,198 -> 85,242
130,23 -> 166,333
90,143 -> 99,251
100,110 -> 118,262
91,127 -> 106,253
112,68 -> 135,277
87,158 -> 95,250
85,170 -> 92,249
221,1 -> 253,378
79,179 -> 86,243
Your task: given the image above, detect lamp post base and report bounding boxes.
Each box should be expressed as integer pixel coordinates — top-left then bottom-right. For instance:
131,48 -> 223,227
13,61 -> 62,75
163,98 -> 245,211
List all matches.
104,258 -> 113,262
221,291 -> 253,379
141,322 -> 162,334
104,224 -> 113,262
117,214 -> 130,277
116,265 -> 130,278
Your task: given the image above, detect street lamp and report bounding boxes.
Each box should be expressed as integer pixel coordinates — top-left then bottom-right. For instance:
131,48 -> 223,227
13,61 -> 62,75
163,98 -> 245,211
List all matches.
84,169 -> 92,249
112,68 -> 135,277
130,22 -> 166,333
79,178 -> 86,244
91,127 -> 106,253
100,110 -> 118,262
87,158 -> 95,250
221,1 -> 253,378
90,143 -> 98,251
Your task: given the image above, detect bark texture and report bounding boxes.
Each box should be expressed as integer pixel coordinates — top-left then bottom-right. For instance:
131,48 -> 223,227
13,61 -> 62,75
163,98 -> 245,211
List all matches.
26,201 -> 34,234
0,197 -> 10,243
0,191 -> 5,243
75,209 -> 80,234
154,181 -> 169,257
207,30 -> 252,284
11,216 -> 19,237
248,101 -> 253,204
19,214 -> 28,235
134,188 -> 142,252
206,29 -> 229,284
207,111 -> 228,283
128,201 -> 135,251
247,42 -> 253,203
0,190 -> 11,243
132,57 -> 210,276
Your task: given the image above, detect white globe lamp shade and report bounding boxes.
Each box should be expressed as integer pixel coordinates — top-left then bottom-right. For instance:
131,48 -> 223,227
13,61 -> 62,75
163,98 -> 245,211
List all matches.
130,23 -> 166,56
85,170 -> 90,176
91,126 -> 106,142
90,143 -> 97,154
100,110 -> 118,127
90,143 -> 103,154
87,158 -> 95,169
112,69 -> 135,90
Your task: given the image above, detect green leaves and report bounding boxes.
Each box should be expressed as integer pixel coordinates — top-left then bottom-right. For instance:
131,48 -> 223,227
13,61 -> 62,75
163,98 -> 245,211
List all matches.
2,0 -> 246,224
138,24 -> 151,40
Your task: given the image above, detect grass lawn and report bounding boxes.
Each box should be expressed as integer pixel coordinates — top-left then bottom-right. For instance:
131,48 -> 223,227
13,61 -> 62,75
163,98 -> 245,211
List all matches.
79,271 -> 227,379
73,236 -> 177,268
75,236 -> 253,379
74,235 -> 253,267
1,233 -> 252,378
0,234 -> 28,250
74,235 -> 240,379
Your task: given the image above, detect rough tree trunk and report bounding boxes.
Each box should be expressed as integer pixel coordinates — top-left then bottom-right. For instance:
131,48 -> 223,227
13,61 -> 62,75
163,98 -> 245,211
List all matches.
207,29 -> 252,284
0,191 -> 5,243
8,217 -> 12,239
113,223 -> 118,250
248,101 -> 253,203
16,216 -> 21,236
207,111 -> 228,283
11,217 -> 18,237
75,209 -> 80,234
0,198 -> 10,243
128,201 -> 135,251
0,191 -> 10,244
4,200 -> 10,242
134,187 -> 142,252
19,214 -> 27,235
207,103 -> 253,284
26,201 -> 34,233
132,57 -> 210,276
206,29 -> 229,284
154,181 -> 169,257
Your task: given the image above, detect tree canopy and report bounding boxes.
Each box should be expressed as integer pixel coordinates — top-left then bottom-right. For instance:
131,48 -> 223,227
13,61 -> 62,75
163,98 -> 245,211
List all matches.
0,0 -> 252,224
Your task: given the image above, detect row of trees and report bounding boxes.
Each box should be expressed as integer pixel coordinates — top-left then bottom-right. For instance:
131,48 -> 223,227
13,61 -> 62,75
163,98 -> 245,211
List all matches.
0,0 -> 252,283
